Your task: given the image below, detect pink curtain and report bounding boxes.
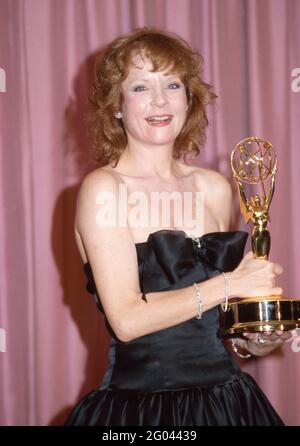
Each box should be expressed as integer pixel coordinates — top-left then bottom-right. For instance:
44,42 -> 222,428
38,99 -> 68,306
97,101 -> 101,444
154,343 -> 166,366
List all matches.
0,0 -> 299,425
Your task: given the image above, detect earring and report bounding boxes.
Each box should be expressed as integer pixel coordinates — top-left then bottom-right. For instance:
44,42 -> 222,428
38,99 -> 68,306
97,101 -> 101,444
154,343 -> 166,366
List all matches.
115,111 -> 123,119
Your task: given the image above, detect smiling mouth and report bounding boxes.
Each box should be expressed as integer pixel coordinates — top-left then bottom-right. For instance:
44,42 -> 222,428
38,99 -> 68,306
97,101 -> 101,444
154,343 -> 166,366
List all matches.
145,115 -> 173,126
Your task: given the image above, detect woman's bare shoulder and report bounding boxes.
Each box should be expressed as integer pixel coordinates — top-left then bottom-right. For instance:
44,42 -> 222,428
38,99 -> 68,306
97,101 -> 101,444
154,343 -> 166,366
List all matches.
198,167 -> 231,193
79,166 -> 121,192
75,167 -> 121,231
178,162 -> 232,193
179,162 -> 232,230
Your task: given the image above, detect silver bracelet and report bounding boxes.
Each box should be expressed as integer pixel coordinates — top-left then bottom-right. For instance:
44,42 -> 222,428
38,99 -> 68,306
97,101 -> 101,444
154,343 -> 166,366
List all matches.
193,283 -> 202,320
231,339 -> 253,359
220,272 -> 230,312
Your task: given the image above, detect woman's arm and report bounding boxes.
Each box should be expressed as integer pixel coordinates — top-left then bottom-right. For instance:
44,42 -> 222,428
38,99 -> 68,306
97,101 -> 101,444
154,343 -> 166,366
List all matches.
76,169 -> 283,343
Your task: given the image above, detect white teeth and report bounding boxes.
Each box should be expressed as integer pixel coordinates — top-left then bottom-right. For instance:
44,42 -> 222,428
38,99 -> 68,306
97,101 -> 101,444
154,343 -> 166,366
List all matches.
147,115 -> 171,122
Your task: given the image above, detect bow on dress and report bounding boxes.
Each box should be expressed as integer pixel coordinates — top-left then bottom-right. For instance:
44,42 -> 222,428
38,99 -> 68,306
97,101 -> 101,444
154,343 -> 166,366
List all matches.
140,230 -> 248,293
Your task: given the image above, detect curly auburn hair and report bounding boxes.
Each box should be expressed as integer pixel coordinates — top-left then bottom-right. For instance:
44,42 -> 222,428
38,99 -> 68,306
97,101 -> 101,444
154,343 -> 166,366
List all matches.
88,28 -> 217,166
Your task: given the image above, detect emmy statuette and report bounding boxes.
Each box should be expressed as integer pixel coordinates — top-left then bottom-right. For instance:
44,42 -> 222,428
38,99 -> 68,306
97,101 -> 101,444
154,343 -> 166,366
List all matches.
219,137 -> 300,337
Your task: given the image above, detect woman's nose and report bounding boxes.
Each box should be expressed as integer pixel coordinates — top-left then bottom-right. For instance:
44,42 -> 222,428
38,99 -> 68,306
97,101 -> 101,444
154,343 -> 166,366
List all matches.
151,86 -> 168,107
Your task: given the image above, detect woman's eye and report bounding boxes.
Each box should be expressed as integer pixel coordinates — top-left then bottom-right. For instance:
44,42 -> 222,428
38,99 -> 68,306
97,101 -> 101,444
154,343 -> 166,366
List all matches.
133,85 -> 148,92
168,82 -> 181,89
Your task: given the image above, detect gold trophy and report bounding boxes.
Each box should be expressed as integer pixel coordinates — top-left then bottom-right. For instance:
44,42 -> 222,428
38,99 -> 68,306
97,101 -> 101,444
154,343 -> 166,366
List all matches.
219,137 -> 300,336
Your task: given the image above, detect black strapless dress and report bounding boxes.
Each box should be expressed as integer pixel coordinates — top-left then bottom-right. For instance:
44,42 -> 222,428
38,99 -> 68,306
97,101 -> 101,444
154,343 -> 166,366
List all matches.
65,230 -> 283,426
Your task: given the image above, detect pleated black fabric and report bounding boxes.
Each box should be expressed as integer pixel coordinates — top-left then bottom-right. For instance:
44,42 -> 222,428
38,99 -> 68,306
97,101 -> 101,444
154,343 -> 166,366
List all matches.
65,230 -> 284,426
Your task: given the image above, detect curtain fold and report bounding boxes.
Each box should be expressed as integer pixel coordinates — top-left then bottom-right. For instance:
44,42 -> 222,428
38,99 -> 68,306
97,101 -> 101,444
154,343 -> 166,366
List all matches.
0,0 -> 299,425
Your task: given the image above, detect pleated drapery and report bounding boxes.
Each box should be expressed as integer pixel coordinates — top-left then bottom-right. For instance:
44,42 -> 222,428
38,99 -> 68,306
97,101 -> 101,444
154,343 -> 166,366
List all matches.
0,0 -> 299,425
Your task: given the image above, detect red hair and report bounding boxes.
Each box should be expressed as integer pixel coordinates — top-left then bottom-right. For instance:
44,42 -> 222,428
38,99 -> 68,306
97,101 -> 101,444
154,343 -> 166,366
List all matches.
88,28 -> 217,166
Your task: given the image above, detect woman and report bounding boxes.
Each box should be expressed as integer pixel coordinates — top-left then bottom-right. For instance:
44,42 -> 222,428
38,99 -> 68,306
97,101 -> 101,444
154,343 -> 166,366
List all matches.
66,28 -> 291,426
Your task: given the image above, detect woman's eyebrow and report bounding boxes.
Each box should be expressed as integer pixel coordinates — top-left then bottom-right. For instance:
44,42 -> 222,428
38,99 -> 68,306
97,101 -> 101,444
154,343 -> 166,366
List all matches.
128,78 -> 151,84
127,74 -> 180,84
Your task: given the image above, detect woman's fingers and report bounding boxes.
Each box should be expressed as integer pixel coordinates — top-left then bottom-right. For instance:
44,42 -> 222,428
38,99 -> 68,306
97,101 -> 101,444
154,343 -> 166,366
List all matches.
233,252 -> 284,298
270,287 -> 283,296
243,329 -> 293,344
242,332 -> 257,341
273,263 -> 284,275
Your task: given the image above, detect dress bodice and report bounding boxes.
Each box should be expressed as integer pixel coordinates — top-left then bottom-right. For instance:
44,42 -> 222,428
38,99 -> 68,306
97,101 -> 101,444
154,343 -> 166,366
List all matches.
83,230 -> 248,392
67,230 -> 283,426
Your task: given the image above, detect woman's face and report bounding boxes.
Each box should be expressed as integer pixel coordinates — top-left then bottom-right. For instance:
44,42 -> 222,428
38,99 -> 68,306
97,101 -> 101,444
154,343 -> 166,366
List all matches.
120,55 -> 188,149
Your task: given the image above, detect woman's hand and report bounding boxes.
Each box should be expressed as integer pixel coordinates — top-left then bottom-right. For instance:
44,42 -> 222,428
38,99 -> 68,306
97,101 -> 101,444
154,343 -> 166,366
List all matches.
227,252 -> 292,356
228,251 -> 283,298
233,330 -> 296,357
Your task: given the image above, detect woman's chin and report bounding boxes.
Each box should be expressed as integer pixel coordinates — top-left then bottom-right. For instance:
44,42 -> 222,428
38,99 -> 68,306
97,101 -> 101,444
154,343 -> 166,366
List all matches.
144,133 -> 179,147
